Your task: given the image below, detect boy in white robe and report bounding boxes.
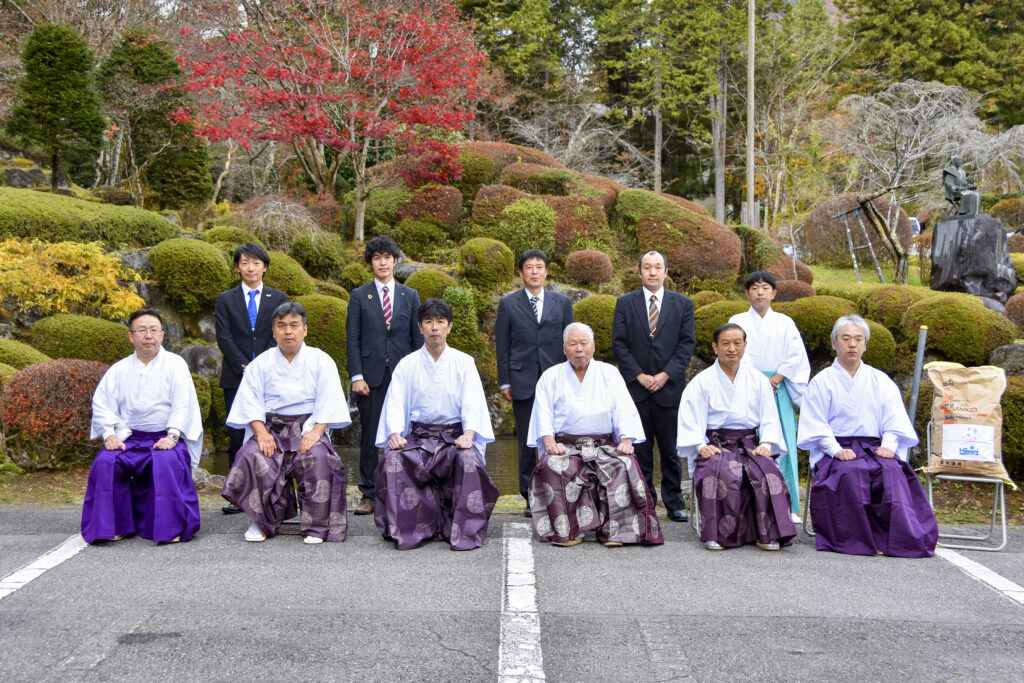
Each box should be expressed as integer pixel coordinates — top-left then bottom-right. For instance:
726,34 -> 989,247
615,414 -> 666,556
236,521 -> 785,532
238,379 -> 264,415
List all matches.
677,323 -> 796,550
223,302 -> 351,544
82,308 -> 203,545
374,298 -> 498,551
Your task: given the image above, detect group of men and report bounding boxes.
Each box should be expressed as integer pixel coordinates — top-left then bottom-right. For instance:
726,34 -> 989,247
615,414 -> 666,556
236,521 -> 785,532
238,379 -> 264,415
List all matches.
80,236 -> 938,559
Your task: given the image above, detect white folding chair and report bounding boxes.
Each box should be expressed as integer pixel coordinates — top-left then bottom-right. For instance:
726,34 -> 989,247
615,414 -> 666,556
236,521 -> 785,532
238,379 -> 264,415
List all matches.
925,421 -> 1008,552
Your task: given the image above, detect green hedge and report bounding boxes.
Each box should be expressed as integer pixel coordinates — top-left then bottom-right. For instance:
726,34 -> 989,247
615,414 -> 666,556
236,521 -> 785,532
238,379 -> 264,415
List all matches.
774,296 -> 857,358
201,225 -> 255,246
30,314 -> 133,365
0,362 -> 16,387
863,320 -> 896,372
294,294 -> 349,386
458,237 -> 513,296
856,286 -> 934,341
315,280 -> 349,300
288,231 -> 346,280
490,198 -> 556,260
1000,377 -> 1024,479
690,290 -> 724,309
148,238 -> 232,314
391,218 -> 445,261
0,337 -> 51,369
263,251 -> 316,297
405,269 -> 459,302
572,294 -> 618,362
693,301 -> 750,362
442,287 -> 483,356
338,261 -> 370,291
901,295 -> 1017,366
192,373 -> 211,420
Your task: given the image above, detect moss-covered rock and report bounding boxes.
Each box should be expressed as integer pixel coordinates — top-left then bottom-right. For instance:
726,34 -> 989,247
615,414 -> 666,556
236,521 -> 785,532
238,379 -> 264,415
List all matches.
732,225 -> 813,284
458,238 -> 514,296
862,320 -> 896,372
0,338 -> 51,369
856,286 -> 934,340
192,373 -> 211,420
405,269 -> 459,302
315,280 -> 349,300
148,237 -> 232,314
774,296 -> 857,358
999,376 -> 1024,479
263,251 -> 317,297
30,314 -> 133,365
294,294 -> 349,386
564,249 -> 613,286
442,286 -> 484,357
573,294 -> 619,362
288,232 -> 347,280
339,261 -> 371,291
775,280 -> 816,302
901,295 -> 1017,366
690,290 -> 724,309
693,301 -> 750,362
1005,291 -> 1024,334
0,361 -> 17,387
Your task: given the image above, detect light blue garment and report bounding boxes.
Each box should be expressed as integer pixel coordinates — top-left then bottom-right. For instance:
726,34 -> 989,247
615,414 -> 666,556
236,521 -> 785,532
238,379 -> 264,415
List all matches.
763,369 -> 801,513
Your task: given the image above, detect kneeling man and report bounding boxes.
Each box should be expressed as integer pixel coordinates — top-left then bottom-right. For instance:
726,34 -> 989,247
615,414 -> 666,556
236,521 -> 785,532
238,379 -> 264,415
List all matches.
375,298 -> 498,551
222,302 -> 351,544
677,323 -> 796,551
82,308 -> 203,544
797,315 -> 937,557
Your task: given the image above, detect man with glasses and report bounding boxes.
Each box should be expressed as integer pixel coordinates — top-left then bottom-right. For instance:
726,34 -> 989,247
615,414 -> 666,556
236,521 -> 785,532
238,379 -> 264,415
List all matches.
82,308 -> 204,544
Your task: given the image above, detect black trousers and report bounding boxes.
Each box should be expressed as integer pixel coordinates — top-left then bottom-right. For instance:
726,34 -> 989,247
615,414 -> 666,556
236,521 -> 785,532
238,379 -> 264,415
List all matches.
355,367 -> 391,498
512,397 -> 537,500
224,387 -> 243,469
633,397 -> 685,511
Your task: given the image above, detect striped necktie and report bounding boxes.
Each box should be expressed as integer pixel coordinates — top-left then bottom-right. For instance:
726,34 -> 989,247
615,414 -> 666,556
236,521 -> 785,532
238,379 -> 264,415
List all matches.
382,285 -> 392,329
530,295 -> 540,322
648,294 -> 658,337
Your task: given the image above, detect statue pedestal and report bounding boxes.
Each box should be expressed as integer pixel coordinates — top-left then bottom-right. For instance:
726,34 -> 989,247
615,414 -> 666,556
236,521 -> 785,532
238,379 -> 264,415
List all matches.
930,214 -> 1017,303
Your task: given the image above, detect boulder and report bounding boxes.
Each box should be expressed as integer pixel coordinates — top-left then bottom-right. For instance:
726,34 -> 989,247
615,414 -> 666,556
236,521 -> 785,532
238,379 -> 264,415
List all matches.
191,467 -> 226,493
3,168 -> 43,188
545,282 -> 592,304
117,250 -> 151,272
179,344 -> 222,383
393,262 -> 426,282
930,214 -> 1017,303
977,296 -> 1006,315
989,343 -> 1024,376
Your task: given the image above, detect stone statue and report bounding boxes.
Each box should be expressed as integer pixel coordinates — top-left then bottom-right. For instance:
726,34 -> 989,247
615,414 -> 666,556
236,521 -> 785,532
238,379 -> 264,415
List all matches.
942,154 -> 981,215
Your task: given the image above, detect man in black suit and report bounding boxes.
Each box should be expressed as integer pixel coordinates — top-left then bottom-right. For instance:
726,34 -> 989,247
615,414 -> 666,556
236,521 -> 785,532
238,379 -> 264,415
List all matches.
612,250 -> 696,522
215,242 -> 288,514
346,236 -> 423,515
495,249 -> 574,515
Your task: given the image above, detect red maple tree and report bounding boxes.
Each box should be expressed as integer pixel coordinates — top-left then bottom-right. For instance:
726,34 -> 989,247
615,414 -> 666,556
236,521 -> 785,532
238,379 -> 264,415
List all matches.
176,0 -> 486,240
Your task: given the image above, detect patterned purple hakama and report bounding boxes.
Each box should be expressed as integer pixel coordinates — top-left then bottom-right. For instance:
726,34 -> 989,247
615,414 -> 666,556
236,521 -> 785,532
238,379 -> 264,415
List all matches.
529,434 -> 663,545
81,430 -> 200,544
694,428 -> 796,548
810,436 -> 937,557
374,422 -> 499,551
222,413 -> 347,542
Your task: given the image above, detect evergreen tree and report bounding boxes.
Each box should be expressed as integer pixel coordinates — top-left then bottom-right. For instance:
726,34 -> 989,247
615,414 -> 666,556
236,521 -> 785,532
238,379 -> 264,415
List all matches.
5,23 -> 105,190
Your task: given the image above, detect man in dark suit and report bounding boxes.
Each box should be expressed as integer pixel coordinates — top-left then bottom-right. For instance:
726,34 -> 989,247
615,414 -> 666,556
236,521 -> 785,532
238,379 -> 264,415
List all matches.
215,242 -> 288,514
495,249 -> 574,515
346,236 -> 423,515
612,250 -> 696,522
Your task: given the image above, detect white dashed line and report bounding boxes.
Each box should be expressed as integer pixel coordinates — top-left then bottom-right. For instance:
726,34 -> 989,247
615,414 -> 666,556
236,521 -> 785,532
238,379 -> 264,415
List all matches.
936,547 -> 1024,607
0,534 -> 89,601
498,522 -> 545,681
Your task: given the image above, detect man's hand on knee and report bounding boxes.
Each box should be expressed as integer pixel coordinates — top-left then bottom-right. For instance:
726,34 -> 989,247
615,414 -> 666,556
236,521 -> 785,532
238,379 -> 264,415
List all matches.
699,445 -> 721,459
104,435 -> 125,451
875,447 -> 896,459
152,437 -> 176,450
388,432 -> 407,449
256,432 -> 276,456
835,448 -> 857,461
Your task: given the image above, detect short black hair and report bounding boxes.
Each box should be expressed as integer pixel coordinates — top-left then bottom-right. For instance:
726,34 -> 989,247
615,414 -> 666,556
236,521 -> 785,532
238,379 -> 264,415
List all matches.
744,270 -> 777,291
417,297 -> 453,324
713,322 -> 747,344
272,301 -> 307,325
234,242 -> 271,267
517,249 -> 549,271
128,307 -> 165,331
364,236 -> 401,264
638,250 -> 668,270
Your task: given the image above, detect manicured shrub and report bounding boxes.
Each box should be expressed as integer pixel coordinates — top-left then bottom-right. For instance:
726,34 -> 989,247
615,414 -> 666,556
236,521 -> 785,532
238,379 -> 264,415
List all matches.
0,362 -> 16,387
263,251 -> 316,296
690,290 -> 724,309
798,193 -> 912,267
359,185 -> 414,235
1008,233 -> 1024,253
442,286 -> 484,357
396,184 -> 463,235
294,294 -> 349,385
315,280 -> 349,300
579,174 -> 624,214
775,280 -> 816,302
405,269 -> 459,302
391,218 -> 445,261
492,198 -> 557,259
192,373 -> 211,420
990,197 -> 1024,229
693,301 -> 750,362
148,237 -> 232,314
456,141 -> 564,173
572,294 -> 617,362
201,225 -> 256,246
901,294 -> 1017,366
1000,377 -> 1024,479
470,184 -> 528,230
657,192 -> 713,218
0,187 -> 179,247
339,261 -> 371,291
499,162 -> 582,196
856,286 -> 933,340
30,314 -> 132,365
774,296 -> 857,358
0,337 -> 51,369
547,195 -> 612,259
455,150 -> 498,202
812,283 -> 882,305
1,359 -> 108,469
288,231 -> 347,280
1005,291 -> 1024,334
458,237 -> 514,295
732,224 -> 813,284
1010,254 -> 1024,284
862,320 -> 896,372
564,249 -> 614,286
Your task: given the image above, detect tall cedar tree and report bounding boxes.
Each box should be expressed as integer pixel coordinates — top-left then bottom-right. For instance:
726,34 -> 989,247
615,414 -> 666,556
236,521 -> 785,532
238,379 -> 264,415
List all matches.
6,23 -> 105,190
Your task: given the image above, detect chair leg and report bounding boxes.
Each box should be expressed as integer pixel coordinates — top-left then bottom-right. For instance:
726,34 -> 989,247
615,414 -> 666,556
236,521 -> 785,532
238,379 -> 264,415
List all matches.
931,478 -> 1008,552
689,479 -> 700,534
803,463 -> 815,537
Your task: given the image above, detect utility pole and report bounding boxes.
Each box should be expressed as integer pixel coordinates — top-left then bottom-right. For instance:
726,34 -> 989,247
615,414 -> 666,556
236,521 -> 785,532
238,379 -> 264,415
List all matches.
746,0 -> 757,230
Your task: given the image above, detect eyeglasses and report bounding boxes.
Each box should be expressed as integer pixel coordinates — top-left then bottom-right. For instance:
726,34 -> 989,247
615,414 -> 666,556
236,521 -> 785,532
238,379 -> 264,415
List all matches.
130,327 -> 164,335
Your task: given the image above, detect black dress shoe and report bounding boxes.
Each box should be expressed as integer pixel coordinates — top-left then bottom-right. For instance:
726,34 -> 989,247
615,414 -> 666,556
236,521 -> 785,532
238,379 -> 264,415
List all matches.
668,509 -> 688,522
222,503 -> 243,515
523,507 -> 533,518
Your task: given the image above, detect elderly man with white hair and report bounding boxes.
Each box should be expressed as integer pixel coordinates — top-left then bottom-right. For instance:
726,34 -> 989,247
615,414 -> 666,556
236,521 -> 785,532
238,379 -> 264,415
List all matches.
797,315 -> 937,557
526,322 -> 663,547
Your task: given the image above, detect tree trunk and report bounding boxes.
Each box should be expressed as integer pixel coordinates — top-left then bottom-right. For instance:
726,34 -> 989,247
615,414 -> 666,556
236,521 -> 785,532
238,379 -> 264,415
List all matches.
50,152 -> 69,190
653,105 -> 663,193
713,47 -> 727,224
211,142 -> 238,207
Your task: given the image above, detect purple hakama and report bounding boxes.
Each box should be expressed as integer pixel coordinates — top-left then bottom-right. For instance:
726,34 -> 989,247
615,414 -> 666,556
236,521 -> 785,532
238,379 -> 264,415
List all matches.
694,428 -> 796,548
222,413 -> 347,542
374,422 -> 499,551
529,434 -> 663,545
810,436 -> 937,557
81,430 -> 200,544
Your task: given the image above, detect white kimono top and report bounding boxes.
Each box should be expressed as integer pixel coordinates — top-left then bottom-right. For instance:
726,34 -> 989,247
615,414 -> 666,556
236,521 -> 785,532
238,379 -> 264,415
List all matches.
375,346 -> 494,460
796,359 -> 918,468
91,347 -> 204,467
527,360 -> 645,455
676,359 -> 783,476
729,307 -> 811,405
227,343 -> 351,442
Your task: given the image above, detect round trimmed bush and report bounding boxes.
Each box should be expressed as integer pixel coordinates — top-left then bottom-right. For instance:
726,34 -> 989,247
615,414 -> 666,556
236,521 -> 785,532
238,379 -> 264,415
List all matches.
288,232 -> 346,280
775,280 -> 816,302
774,296 -> 857,357
572,294 -> 617,362
1000,376 -> 1024,479
1008,233 -> 1024,253
263,251 -> 316,296
30,314 -> 132,365
548,195 -> 612,259
693,301 -> 750,362
732,225 -> 813,284
564,250 -> 614,286
455,150 -> 498,201
294,294 -> 349,385
856,286 -> 933,340
492,198 -> 557,260
901,294 -> 1017,366
0,338 -> 51,369
338,261 -> 371,291
405,269 -> 459,302
148,237 -> 232,314
458,238 -> 514,295
690,290 -> 724,309
0,362 -> 16,387
392,218 -> 445,261
499,162 -> 582,196
192,373 -> 211,420
863,320 -> 896,372
991,197 -> 1024,229
1010,254 -> 1024,283
315,280 -> 349,300
202,225 -> 255,246
1006,291 -> 1024,333
396,184 -> 463,235
442,287 -> 483,357
361,185 -> 414,235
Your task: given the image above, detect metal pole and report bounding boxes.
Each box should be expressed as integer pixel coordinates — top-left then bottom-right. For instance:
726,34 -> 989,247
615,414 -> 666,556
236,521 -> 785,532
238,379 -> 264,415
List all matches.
746,0 -> 756,229
853,209 -> 886,284
907,325 -> 929,428
841,213 -> 862,283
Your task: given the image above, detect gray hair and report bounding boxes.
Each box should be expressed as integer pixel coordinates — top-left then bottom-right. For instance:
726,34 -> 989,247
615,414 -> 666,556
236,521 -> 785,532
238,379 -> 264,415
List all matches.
831,314 -> 870,344
272,301 -> 307,325
562,321 -> 595,344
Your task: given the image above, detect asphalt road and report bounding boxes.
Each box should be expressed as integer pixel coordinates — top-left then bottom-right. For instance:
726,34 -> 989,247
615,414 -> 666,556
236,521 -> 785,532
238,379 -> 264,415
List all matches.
1,506 -> 1022,682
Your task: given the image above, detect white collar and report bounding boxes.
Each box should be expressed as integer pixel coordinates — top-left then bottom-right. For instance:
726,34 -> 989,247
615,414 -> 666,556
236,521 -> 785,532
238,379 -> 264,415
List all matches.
241,281 -> 263,298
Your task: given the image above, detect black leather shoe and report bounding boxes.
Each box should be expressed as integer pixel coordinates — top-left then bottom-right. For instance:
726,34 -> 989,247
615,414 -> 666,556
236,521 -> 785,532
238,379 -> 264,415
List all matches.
668,509 -> 688,522
222,503 -> 243,515
523,507 -> 533,518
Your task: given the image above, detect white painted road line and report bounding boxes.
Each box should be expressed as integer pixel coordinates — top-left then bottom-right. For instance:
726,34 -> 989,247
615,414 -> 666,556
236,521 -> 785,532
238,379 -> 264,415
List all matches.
936,547 -> 1024,607
498,523 -> 545,682
0,534 -> 89,601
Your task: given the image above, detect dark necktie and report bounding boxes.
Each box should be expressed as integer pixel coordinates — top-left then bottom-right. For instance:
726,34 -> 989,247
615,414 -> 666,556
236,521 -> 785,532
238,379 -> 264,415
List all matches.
530,295 -> 540,322
648,294 -> 658,337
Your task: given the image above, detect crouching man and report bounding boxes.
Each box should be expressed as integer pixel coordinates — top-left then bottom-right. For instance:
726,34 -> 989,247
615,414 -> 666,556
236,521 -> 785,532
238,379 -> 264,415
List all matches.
222,302 -> 351,545
82,308 -> 203,544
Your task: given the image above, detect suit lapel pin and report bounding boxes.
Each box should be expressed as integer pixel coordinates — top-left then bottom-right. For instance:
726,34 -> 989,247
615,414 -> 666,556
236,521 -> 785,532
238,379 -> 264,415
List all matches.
368,294 -> 373,299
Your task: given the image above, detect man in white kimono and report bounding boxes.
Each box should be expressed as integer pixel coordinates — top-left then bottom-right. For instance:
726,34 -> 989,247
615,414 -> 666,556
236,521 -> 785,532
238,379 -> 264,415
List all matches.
527,322 -> 663,547
677,322 -> 796,550
729,270 -> 810,517
797,315 -> 937,557
374,298 -> 498,551
82,308 -> 203,545
222,301 -> 351,544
